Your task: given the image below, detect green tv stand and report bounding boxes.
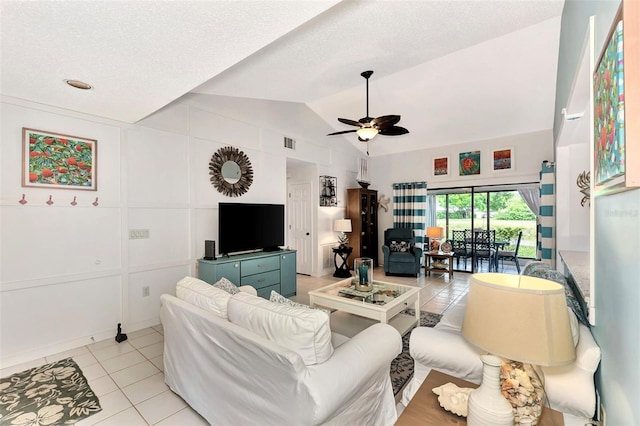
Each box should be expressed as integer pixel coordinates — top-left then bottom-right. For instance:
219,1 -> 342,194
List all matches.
198,250 -> 297,299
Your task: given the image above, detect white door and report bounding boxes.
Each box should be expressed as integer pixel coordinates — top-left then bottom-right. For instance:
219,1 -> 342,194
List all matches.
288,182 -> 312,275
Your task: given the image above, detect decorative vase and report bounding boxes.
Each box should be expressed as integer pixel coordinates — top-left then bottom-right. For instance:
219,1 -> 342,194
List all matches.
467,355 -> 514,426
354,257 -> 373,291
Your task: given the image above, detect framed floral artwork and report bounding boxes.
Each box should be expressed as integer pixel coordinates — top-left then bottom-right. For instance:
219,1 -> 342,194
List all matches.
492,148 -> 513,171
433,156 -> 449,177
593,8 -> 625,187
22,128 -> 97,190
459,151 -> 480,176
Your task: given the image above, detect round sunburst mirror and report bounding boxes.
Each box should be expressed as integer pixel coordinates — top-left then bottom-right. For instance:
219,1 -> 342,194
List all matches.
209,146 -> 253,197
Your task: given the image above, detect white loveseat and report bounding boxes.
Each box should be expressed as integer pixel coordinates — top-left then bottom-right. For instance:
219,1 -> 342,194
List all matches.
401,296 -> 601,425
160,277 -> 403,426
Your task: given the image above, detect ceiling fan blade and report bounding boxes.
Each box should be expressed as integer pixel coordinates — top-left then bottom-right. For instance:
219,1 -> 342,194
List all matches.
379,126 -> 409,136
371,115 -> 400,129
327,129 -> 358,136
337,118 -> 364,127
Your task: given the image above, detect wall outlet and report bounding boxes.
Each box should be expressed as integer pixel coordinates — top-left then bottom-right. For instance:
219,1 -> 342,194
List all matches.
129,229 -> 150,239
142,286 -> 150,297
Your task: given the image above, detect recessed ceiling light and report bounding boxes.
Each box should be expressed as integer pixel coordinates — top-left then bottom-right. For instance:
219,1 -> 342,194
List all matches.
64,79 -> 92,90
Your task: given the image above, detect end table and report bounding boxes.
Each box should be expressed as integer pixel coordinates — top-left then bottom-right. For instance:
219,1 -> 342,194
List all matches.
396,370 -> 564,425
332,246 -> 352,278
425,252 -> 454,277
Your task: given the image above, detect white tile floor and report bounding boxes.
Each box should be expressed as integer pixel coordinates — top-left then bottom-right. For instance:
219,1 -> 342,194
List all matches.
0,267 -> 476,425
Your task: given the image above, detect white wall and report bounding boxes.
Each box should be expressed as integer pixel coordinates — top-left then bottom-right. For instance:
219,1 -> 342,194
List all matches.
556,143 -> 590,251
0,94 -> 361,366
370,129 -> 554,245
555,1 -> 640,422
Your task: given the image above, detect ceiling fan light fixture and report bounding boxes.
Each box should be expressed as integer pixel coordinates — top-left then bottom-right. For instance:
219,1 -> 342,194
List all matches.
356,127 -> 378,141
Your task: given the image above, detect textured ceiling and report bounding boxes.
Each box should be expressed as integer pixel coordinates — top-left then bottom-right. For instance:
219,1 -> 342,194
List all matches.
1,0 -> 565,155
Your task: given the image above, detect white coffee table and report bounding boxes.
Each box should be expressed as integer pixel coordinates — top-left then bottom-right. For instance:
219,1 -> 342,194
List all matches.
309,278 -> 420,335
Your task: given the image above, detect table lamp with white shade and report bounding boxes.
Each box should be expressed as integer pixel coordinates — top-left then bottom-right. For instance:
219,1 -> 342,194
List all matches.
334,219 -> 352,248
461,273 -> 576,425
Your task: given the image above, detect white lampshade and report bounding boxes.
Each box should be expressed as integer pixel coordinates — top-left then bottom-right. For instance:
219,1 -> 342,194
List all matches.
356,127 -> 378,141
426,226 -> 443,239
334,219 -> 352,233
462,273 -> 576,366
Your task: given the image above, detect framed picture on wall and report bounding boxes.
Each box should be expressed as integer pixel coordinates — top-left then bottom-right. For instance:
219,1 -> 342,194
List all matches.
593,7 -> 625,187
492,148 -> 513,171
319,175 -> 337,206
22,128 -> 97,190
433,156 -> 449,177
459,151 -> 480,176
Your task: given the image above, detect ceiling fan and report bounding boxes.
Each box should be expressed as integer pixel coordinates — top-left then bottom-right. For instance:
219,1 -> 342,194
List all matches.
327,70 -> 409,144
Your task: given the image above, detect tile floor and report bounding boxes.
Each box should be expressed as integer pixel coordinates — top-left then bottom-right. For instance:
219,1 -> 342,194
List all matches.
0,266 -> 496,425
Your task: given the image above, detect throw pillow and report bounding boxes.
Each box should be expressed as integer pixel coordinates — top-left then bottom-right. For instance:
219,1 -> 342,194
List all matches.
390,240 -> 412,252
176,276 -> 232,319
269,290 -> 331,316
213,277 -> 240,295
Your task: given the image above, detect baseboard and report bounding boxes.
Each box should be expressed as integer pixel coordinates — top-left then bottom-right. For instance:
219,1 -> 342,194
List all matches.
1,329 -> 113,370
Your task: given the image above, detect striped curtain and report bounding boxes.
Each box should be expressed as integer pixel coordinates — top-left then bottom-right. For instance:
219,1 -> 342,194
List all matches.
392,181 -> 427,250
537,162 -> 555,267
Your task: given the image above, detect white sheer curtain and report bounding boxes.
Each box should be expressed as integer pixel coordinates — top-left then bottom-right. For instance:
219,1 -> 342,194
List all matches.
518,188 -> 539,216
426,195 -> 437,228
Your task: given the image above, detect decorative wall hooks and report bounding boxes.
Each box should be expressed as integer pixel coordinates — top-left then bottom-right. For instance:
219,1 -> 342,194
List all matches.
577,171 -> 590,207
16,194 -> 100,206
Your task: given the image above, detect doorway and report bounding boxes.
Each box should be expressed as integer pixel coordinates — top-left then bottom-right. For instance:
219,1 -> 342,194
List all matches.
288,182 -> 313,275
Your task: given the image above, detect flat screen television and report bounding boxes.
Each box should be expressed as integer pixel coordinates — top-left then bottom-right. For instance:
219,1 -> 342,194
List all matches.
218,203 -> 285,255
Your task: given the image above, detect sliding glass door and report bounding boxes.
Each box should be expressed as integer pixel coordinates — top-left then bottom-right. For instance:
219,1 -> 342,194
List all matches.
429,184 -> 538,273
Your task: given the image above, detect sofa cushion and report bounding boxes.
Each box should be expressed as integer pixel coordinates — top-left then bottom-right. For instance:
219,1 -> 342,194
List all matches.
388,251 -> 417,263
176,276 -> 231,319
228,291 -> 334,365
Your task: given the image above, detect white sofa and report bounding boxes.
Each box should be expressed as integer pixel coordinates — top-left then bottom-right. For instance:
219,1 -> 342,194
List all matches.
160,277 -> 403,426
401,296 -> 601,425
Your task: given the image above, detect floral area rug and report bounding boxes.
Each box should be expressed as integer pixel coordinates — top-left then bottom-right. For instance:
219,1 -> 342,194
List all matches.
0,357 -> 101,425
390,310 -> 442,396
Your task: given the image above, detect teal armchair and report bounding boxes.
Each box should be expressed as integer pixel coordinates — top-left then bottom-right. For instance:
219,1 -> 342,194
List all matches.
382,228 -> 423,277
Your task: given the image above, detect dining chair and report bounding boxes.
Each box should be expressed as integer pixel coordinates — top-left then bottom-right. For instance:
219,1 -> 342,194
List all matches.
474,229 -> 496,271
451,230 -> 472,270
497,230 -> 523,273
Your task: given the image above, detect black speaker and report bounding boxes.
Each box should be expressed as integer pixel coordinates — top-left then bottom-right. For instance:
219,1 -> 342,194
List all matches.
204,240 -> 216,260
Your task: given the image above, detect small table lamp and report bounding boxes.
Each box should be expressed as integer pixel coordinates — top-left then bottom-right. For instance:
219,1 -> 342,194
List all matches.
334,219 -> 352,248
461,273 -> 576,425
426,226 -> 443,252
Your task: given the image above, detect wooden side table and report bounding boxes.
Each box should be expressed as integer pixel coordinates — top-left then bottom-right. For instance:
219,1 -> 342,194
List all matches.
425,252 -> 454,277
396,370 -> 564,425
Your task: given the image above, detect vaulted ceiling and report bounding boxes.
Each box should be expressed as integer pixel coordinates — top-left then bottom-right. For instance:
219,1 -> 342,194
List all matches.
1,0 -> 564,156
